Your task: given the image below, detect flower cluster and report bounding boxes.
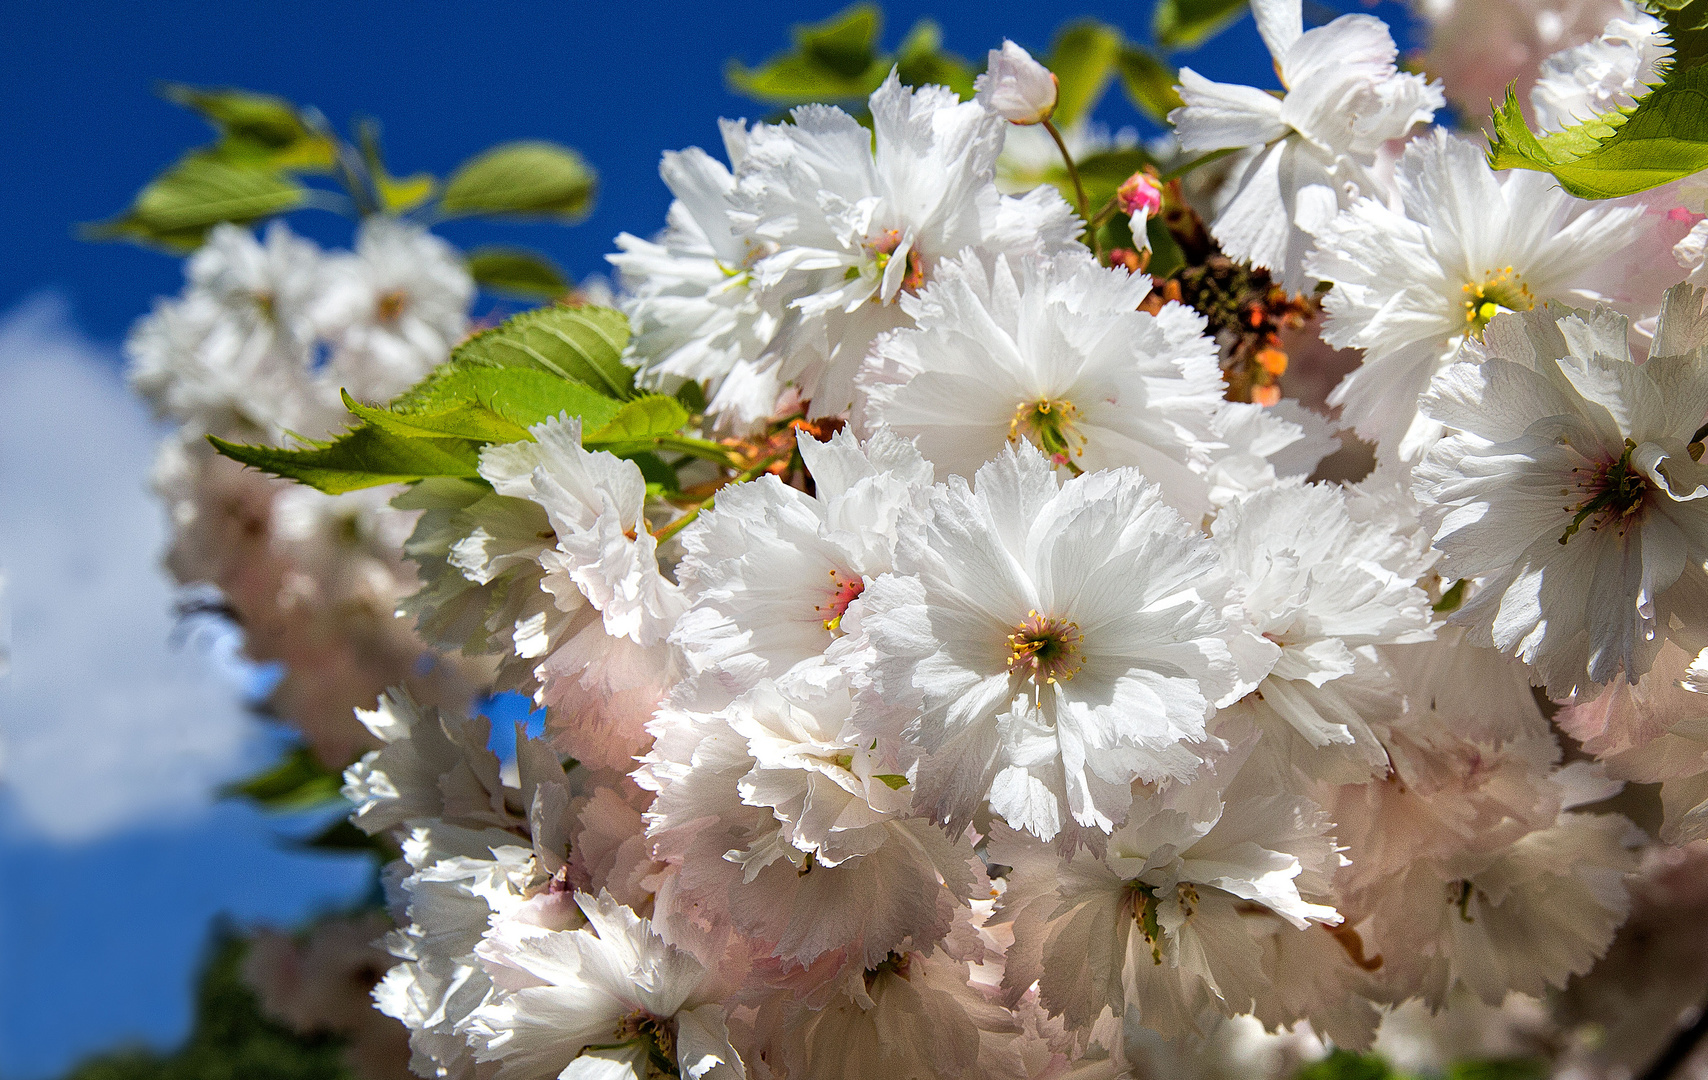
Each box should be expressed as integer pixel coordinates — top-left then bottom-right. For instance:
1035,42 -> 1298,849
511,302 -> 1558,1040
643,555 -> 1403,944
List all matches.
128,0 -> 1708,1076
130,218 -> 486,763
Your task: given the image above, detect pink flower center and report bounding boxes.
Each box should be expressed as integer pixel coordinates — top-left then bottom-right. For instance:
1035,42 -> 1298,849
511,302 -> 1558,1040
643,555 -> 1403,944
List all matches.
1560,439 -> 1647,545
815,570 -> 865,631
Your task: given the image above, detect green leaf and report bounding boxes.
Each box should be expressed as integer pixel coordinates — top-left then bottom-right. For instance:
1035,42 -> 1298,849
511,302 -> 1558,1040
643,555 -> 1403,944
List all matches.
1484,0 -> 1708,197
727,3 -> 890,104
84,156 -> 306,252
466,246 -> 570,299
449,304 -> 635,400
1115,46 -> 1185,123
223,745 -> 346,811
212,306 -> 640,493
354,366 -> 622,441
159,83 -> 335,172
1444,1060 -> 1548,1080
356,119 -> 436,213
1074,146 -> 1156,211
874,773 -> 910,790
440,140 -> 596,221
895,19 -> 976,100
1485,68 -> 1708,197
300,817 -> 399,858
1046,21 -> 1124,129
209,425 -> 484,494
1152,0 -> 1251,51
586,394 -> 691,447
1295,1050 -> 1401,1080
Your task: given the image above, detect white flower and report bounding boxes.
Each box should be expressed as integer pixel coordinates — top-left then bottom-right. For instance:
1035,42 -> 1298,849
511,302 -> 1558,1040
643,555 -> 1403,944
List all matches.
854,441 -> 1262,842
609,123 -> 784,431
976,40 -> 1059,126
994,732 -> 1341,1039
468,890 -> 743,1080
127,221 -> 331,437
401,417 -> 685,770
855,250 -> 1230,517
342,688 -> 568,843
478,416 -> 684,647
1212,483 -> 1437,781
1329,719 -> 1638,1009
314,217 -> 473,403
672,428 -> 933,698
749,942 -> 1003,1080
1531,2 -> 1671,132
375,824 -> 566,1080
732,72 -> 1082,417
1413,292 -> 1708,695
639,678 -> 978,974
1308,129 -> 1649,459
1168,0 -> 1442,292
1558,639 -> 1708,844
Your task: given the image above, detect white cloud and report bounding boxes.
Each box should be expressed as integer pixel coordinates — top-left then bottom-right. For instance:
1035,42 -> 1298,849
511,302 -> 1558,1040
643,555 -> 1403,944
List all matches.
0,293 -> 267,842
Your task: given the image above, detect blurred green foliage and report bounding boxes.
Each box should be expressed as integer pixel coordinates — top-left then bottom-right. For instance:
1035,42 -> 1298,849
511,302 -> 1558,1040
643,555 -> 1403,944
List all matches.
59,930 -> 354,1080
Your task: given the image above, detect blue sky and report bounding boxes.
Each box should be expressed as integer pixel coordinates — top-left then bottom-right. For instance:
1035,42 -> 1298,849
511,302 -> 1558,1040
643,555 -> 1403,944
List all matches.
0,2 -> 1420,1076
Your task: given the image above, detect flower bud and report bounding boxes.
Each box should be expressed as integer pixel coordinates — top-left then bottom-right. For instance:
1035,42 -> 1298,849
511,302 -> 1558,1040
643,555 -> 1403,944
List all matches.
975,40 -> 1058,126
1117,171 -> 1163,251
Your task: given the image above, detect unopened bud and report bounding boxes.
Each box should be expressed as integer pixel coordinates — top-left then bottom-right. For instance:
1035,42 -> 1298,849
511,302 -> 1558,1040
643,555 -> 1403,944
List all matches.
975,40 -> 1058,126
1117,171 -> 1163,251
1117,172 -> 1163,219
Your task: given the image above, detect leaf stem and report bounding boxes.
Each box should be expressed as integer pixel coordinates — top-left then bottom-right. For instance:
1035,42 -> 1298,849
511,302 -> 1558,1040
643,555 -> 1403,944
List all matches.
1161,145 -> 1239,182
1043,119 -> 1092,248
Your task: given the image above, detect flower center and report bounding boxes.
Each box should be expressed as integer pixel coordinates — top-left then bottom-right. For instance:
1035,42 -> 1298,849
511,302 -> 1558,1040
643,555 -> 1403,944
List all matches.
1559,439 -> 1648,545
1007,610 -> 1084,685
375,289 -> 409,324
1009,398 -> 1086,473
1462,267 -> 1534,337
856,229 -> 924,296
252,291 -> 276,321
605,1009 -> 677,1076
814,570 -> 865,631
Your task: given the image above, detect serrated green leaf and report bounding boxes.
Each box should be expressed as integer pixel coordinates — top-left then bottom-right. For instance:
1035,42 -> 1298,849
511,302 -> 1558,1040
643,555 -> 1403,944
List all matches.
440,140 -> 596,221
586,394 -> 691,446
1485,0 -> 1708,197
450,304 -> 635,400
1116,47 -> 1185,122
895,19 -> 976,100
1152,0 -> 1251,51
466,246 -> 570,299
1047,21 -> 1124,129
1485,67 -> 1708,197
223,745 -> 346,811
209,425 -> 483,494
84,156 -> 306,252
728,4 -> 890,104
353,367 -> 622,442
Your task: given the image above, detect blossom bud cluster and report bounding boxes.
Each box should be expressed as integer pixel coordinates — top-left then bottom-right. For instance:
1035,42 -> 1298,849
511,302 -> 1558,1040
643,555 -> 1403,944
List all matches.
125,0 -> 1708,1074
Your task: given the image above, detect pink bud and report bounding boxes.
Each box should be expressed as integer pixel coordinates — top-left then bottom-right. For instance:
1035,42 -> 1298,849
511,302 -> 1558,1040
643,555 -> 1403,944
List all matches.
1116,172 -> 1163,219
